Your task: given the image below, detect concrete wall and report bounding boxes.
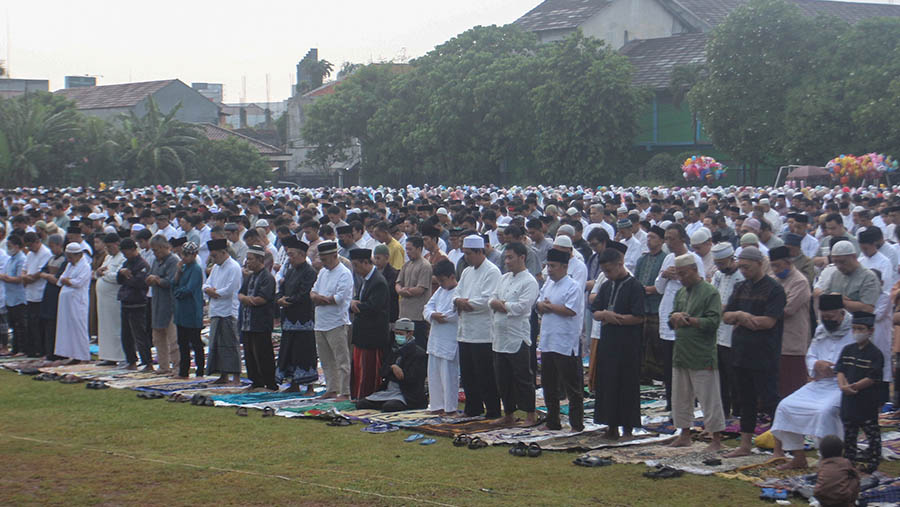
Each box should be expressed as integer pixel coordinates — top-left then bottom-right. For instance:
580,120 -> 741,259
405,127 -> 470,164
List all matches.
579,0 -> 684,49
132,81 -> 219,124
0,78 -> 50,99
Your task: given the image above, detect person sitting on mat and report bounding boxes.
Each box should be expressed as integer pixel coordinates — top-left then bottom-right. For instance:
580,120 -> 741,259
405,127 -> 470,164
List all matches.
356,318 -> 427,412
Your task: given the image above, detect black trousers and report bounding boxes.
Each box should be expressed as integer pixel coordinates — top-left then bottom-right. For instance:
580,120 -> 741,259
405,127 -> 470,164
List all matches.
121,306 -> 152,366
734,365 -> 777,434
493,343 -> 535,415
844,418 -> 881,473
7,304 -> 27,355
413,320 -> 430,352
658,337 -> 674,410
542,351 -> 584,431
717,345 -> 740,418
177,326 -> 205,377
0,311 -> 7,349
459,342 -> 501,418
529,309 -> 539,387
243,330 -> 276,389
26,302 -> 42,357
356,398 -> 408,412
41,318 -> 57,359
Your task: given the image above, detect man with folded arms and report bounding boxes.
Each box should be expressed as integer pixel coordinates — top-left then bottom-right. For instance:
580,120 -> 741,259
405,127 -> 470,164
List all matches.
310,241 -> 354,400
204,238 -> 244,386
238,245 -> 278,391
667,254 -> 724,450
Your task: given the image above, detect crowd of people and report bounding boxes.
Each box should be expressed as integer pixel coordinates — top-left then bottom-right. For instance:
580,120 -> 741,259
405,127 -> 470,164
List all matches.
1,182 -> 896,494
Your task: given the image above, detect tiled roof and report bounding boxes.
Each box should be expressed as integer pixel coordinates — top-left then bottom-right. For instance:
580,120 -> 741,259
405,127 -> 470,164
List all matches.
55,80 -> 176,109
198,123 -> 285,155
672,0 -> 900,28
620,32 -> 708,89
514,0 -> 611,32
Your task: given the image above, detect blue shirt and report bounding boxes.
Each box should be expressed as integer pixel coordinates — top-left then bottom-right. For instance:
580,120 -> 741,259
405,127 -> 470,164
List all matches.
4,251 -> 26,307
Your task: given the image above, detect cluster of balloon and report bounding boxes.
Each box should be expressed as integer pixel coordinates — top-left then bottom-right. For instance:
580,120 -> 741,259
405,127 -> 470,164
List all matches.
825,153 -> 897,184
682,155 -> 726,181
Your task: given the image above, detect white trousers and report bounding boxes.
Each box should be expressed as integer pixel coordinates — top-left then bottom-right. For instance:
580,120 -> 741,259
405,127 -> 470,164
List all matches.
427,354 -> 460,413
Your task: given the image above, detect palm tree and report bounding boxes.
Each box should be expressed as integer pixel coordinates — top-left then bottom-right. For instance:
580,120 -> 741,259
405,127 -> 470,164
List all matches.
0,93 -> 82,186
117,97 -> 199,185
297,59 -> 334,93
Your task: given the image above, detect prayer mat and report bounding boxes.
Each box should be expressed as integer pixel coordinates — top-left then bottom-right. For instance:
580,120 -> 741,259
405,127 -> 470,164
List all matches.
588,442 -> 770,475
880,411 -> 900,429
754,472 -> 818,492
859,477 -> 900,505
878,431 -> 900,461
278,401 -> 357,417
538,428 -> 671,451
210,391 -> 316,406
713,456 -> 818,483
358,410 -> 486,428
134,378 -> 224,395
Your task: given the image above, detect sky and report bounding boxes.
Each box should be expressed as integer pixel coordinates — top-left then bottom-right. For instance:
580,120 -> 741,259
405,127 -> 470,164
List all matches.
1,0 -> 539,104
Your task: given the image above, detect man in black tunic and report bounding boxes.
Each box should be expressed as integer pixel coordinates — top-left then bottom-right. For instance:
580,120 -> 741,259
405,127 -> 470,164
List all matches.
591,248 -> 646,441
276,237 -> 318,393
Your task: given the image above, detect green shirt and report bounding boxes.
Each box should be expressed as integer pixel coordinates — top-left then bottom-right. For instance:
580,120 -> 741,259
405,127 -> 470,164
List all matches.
670,280 -> 722,370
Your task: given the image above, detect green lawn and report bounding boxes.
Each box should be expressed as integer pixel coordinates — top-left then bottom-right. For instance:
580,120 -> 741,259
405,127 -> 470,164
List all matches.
0,369 -> 865,506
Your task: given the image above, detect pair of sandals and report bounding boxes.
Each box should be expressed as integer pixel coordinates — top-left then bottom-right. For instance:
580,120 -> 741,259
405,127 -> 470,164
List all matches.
85,381 -> 108,389
509,442 -> 542,457
60,375 -> 83,384
452,434 -> 489,449
573,455 -> 613,467
191,395 -> 215,406
326,416 -> 352,426
404,434 -> 437,445
32,373 -> 60,381
642,465 -> 683,479
167,393 -> 191,403
236,406 -> 276,417
137,391 -> 165,399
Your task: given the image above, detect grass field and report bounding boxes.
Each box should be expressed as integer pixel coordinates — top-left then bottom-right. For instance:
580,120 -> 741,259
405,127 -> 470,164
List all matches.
1,369 -> 890,506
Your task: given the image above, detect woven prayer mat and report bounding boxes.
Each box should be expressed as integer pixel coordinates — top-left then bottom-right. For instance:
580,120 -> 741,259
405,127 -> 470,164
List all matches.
586,442 -> 770,475
277,401 -> 357,417
538,428 -> 671,451
713,456 -> 818,482
210,391 -> 315,406
860,477 -> 900,504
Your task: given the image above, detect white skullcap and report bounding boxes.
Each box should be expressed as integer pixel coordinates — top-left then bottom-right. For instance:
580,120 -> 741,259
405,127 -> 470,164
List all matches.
674,211 -> 684,220
553,235 -> 573,249
711,242 -> 734,260
759,198 -> 770,205
674,253 -> 697,268
853,206 -> 865,213
436,207 -> 449,216
462,235 -> 485,249
557,224 -> 575,237
566,207 -> 579,216
690,227 -> 711,246
65,243 -> 84,254
131,223 -> 146,231
88,213 -> 104,220
617,206 -> 628,214
497,216 -> 512,226
740,232 -> 759,246
104,225 -> 117,234
830,240 -> 857,257
659,220 -> 673,230
255,219 -> 269,228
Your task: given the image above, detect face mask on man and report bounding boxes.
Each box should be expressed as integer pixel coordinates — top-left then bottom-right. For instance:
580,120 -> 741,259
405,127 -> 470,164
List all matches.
395,334 -> 409,346
775,268 -> 790,279
822,319 -> 841,332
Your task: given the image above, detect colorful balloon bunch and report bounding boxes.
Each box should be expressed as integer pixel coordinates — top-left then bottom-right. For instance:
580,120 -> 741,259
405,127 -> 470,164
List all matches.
682,155 -> 726,181
825,153 -> 897,184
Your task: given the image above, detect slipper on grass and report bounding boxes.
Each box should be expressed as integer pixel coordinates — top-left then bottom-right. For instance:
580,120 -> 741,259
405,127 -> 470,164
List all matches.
509,442 -> 528,457
574,456 -> 613,467
262,407 -> 276,418
453,434 -> 472,447
236,407 -> 248,417
643,465 -> 683,479
468,437 -> 488,450
326,417 -> 352,427
527,443 -> 542,457
419,438 -> 437,446
404,434 -> 425,442
362,423 -> 399,434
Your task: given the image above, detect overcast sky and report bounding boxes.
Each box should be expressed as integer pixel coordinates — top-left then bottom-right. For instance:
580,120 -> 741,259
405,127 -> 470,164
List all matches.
1,0 -> 538,103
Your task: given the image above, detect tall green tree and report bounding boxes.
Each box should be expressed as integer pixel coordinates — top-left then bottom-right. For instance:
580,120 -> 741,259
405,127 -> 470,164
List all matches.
688,0 -> 831,182
0,92 -> 82,186
116,97 -> 199,185
530,32 -> 649,184
70,116 -> 120,186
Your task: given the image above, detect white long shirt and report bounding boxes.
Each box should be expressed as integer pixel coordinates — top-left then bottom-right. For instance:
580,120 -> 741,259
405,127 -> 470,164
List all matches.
711,268 -> 744,347
491,270 -> 539,353
654,251 -> 704,341
859,251 -> 893,291
423,286 -> 459,361
203,256 -> 242,318
621,235 -> 642,274
538,275 -> 582,356
24,244 -> 52,302
456,259 -> 502,344
310,261 -> 353,331
801,234 -> 819,259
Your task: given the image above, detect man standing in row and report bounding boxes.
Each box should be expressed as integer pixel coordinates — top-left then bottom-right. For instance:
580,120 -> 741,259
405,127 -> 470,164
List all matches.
276,237 -> 318,393
204,238 -> 243,386
349,248 -> 390,400
239,245 -> 277,391
311,241 -> 354,400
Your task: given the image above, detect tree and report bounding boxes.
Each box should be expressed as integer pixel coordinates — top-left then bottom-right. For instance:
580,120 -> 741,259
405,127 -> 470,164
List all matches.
297,59 -> 334,94
530,31 -> 649,185
0,92 -> 82,186
337,61 -> 362,79
70,116 -> 121,187
190,137 -> 270,187
783,17 -> 900,163
688,0 -> 830,183
116,97 -> 199,185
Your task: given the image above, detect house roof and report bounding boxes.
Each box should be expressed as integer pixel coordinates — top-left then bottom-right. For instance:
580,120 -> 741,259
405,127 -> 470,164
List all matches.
620,32 -> 708,89
197,123 -> 285,156
55,79 -> 177,110
673,0 -> 900,28
514,0 -> 611,32
234,128 -> 281,148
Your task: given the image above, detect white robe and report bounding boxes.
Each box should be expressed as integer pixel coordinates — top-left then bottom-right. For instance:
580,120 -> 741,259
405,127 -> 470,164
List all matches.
771,315 -> 855,448
96,251 -> 126,361
874,290 -> 893,383
54,256 -> 92,361
654,251 -> 704,341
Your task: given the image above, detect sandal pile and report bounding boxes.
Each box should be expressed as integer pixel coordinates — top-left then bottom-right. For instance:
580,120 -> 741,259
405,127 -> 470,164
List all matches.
85,381 -> 108,389
573,455 -> 613,467
509,442 -> 541,457
642,465 -> 683,479
137,392 -> 164,399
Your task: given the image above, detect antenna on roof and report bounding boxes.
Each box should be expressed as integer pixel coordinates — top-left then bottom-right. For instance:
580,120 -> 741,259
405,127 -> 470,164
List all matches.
241,75 -> 246,105
266,73 -> 270,106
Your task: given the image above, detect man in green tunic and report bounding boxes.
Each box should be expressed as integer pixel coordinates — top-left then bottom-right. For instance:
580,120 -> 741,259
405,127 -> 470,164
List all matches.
668,253 -> 725,451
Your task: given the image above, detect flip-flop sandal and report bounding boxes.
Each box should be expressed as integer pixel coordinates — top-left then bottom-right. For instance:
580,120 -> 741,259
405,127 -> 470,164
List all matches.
60,375 -> 82,384
702,458 -> 722,466
167,394 -> 181,402
204,397 -> 215,406
527,443 -> 542,457
419,438 -> 437,446
262,407 -> 276,418
509,442 -> 528,457
468,437 -> 488,449
191,395 -> 206,406
453,434 -> 472,447
327,417 -> 352,427
236,407 -> 248,417
93,382 -> 109,389
574,456 -> 613,467
644,466 -> 682,479
19,367 -> 40,375
405,433 -> 425,442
